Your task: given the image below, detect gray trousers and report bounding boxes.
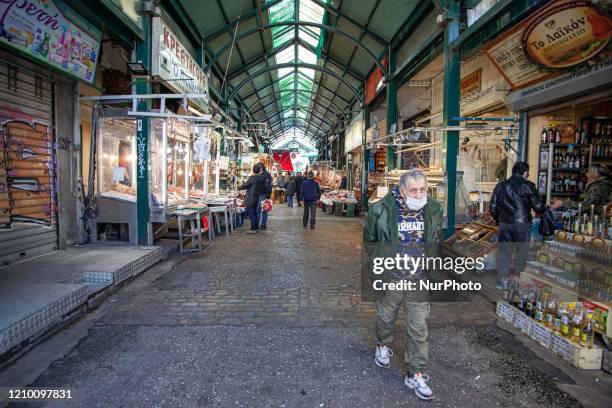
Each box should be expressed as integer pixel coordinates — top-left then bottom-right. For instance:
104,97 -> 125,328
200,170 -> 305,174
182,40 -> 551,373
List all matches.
303,200 -> 317,227
375,285 -> 429,374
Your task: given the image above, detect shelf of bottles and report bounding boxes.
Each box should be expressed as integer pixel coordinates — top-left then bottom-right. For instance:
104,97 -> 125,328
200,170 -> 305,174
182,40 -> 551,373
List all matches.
501,275 -> 603,349
515,230 -> 612,337
538,116 -> 612,201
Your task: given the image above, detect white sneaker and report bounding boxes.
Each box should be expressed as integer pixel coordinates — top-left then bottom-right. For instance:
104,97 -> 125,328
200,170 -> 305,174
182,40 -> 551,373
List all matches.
405,372 -> 434,401
374,345 -> 393,368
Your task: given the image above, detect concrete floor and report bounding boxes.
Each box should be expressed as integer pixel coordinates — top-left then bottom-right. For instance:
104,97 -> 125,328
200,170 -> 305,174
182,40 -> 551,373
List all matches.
1,205 -> 611,407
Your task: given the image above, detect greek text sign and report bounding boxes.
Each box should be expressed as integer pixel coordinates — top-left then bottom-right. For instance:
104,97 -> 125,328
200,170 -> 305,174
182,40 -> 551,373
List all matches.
0,0 -> 102,83
523,1 -> 611,69
151,16 -> 209,111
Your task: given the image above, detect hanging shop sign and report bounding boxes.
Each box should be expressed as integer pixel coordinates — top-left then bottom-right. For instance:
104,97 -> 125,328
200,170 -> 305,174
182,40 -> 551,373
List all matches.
505,55 -> 612,111
151,16 -> 209,111
364,56 -> 388,106
460,69 -> 482,99
522,1 -> 611,69
0,0 -> 102,83
484,0 -> 611,89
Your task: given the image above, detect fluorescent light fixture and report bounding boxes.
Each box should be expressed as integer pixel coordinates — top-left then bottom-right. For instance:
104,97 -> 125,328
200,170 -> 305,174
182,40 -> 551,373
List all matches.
127,62 -> 148,75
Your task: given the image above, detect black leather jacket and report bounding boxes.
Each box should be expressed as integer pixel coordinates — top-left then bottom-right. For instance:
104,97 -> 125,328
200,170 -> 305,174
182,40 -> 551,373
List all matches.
238,174 -> 264,207
490,175 -> 547,224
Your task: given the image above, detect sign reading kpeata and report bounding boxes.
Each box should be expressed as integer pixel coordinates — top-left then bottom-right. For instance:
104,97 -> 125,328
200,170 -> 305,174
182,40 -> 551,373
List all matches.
522,1 -> 611,69
0,0 -> 102,83
151,16 -> 209,111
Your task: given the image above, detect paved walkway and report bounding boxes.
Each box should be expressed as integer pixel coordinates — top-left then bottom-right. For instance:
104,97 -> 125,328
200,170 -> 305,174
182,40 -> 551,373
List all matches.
2,205 -> 611,407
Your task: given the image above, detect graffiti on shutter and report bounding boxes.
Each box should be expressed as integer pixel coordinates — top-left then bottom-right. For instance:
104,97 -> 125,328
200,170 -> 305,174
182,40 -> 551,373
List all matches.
1,121 -> 57,225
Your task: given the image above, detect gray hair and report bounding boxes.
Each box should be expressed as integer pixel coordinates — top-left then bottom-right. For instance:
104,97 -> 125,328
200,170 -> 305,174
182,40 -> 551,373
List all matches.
399,169 -> 428,189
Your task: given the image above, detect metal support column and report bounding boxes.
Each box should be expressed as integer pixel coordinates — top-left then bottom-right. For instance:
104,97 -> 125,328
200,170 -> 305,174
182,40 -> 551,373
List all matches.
386,49 -> 398,171
135,16 -> 152,245
362,106 -> 371,211
443,0 -> 460,238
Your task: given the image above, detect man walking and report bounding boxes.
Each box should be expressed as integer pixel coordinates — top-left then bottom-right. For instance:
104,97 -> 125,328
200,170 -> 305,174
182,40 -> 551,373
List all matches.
237,165 -> 264,234
257,163 -> 273,230
363,169 -> 443,401
295,172 -> 304,207
490,162 -> 560,288
285,175 -> 297,208
300,171 -> 321,229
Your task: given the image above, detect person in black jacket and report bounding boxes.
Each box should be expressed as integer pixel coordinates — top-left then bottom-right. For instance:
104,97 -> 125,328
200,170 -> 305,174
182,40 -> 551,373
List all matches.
238,165 -> 264,234
256,163 -> 273,230
284,175 -> 297,208
295,173 -> 304,207
490,162 -> 560,288
301,171 -> 321,229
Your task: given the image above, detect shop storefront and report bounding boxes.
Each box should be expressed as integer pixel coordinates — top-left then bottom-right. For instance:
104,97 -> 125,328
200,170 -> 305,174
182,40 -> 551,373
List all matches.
0,0 -> 102,263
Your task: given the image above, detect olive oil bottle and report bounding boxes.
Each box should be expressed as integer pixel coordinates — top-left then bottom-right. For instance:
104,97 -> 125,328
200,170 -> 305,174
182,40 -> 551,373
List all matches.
580,312 -> 595,348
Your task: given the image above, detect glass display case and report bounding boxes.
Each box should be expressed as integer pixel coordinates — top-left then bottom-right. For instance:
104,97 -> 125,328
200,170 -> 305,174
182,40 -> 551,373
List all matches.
97,116 -> 138,202
94,110 -> 194,244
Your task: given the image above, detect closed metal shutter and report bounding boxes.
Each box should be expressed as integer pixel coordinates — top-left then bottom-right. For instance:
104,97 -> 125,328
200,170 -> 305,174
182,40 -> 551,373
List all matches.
0,61 -> 58,264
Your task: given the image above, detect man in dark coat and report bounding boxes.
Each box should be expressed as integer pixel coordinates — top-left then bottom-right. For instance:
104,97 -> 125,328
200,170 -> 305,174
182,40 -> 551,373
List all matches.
300,171 -> 321,229
238,165 -> 264,234
490,161 -> 560,287
256,163 -> 273,230
295,172 -> 304,207
285,175 -> 297,208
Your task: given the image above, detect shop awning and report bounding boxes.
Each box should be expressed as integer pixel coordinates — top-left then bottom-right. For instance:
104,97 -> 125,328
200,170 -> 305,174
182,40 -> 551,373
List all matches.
273,151 -> 294,172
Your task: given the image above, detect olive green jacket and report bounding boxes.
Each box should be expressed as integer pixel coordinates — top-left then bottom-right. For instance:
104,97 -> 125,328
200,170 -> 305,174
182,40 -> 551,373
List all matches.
363,192 -> 444,287
564,178 -> 612,215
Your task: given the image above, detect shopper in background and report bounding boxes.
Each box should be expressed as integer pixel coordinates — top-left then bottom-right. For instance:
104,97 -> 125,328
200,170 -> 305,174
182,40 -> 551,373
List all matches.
339,175 -> 347,190
363,169 -> 441,401
560,164 -> 612,215
490,162 -> 561,289
237,165 -> 264,234
300,171 -> 321,230
256,163 -> 273,231
295,172 -> 304,207
285,174 -> 297,208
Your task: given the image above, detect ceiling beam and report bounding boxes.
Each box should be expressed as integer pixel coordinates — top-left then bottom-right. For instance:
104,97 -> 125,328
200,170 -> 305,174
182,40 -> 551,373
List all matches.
205,21 -> 387,76
308,0 -> 388,46
228,62 -> 363,102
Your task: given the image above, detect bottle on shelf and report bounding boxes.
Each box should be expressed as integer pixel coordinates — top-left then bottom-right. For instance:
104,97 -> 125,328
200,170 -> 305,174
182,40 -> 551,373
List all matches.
559,306 -> 570,337
544,295 -> 557,328
555,125 -> 562,143
580,312 -> 595,348
575,128 -> 581,144
542,126 -> 548,144
570,306 -> 584,343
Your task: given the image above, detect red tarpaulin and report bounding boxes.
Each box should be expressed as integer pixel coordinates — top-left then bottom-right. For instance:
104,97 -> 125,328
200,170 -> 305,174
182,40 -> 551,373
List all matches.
273,151 -> 294,172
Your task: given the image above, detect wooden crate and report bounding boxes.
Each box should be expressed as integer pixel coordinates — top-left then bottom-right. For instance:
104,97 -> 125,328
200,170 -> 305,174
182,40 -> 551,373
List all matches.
529,320 -> 553,348
496,300 -> 515,324
550,332 -> 602,369
513,310 -> 533,335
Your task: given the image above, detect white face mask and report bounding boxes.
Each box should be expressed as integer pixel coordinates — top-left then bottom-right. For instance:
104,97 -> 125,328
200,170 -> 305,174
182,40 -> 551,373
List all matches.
406,195 -> 427,210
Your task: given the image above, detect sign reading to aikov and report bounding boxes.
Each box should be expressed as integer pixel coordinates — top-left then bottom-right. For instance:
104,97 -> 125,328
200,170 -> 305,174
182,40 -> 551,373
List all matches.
151,16 -> 209,111
523,1 -> 611,70
0,0 -> 102,83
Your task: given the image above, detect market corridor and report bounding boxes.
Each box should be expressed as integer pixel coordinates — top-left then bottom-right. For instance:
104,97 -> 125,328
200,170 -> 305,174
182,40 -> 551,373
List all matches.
3,206 -> 607,408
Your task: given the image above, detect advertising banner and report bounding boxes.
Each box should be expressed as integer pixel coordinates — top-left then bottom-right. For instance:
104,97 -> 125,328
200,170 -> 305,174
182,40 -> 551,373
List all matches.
484,0 -> 611,89
151,16 -> 209,111
0,0 -> 102,83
